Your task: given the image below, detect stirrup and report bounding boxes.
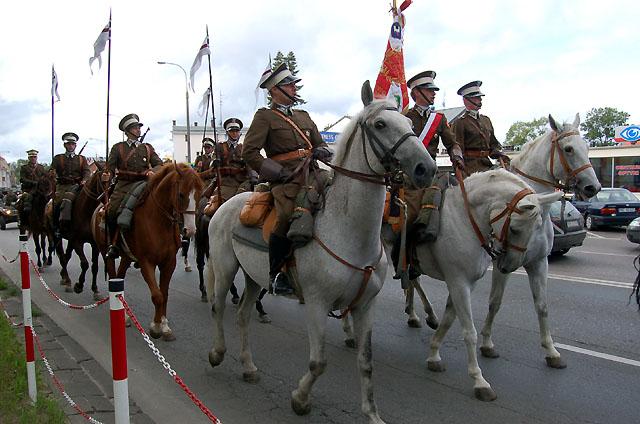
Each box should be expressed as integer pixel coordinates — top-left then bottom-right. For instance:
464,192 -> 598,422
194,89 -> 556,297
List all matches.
271,272 -> 294,296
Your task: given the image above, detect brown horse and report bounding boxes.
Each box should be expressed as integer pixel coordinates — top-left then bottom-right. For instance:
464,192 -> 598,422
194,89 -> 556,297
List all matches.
48,166 -> 105,298
22,174 -> 55,269
92,163 -> 202,340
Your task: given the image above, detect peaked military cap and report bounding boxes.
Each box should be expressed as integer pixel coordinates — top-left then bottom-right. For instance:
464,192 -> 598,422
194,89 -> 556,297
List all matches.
457,81 -> 485,97
118,113 -> 143,132
223,118 -> 243,132
259,63 -> 301,90
407,71 -> 439,91
61,132 -> 79,144
26,149 -> 39,157
202,137 -> 215,147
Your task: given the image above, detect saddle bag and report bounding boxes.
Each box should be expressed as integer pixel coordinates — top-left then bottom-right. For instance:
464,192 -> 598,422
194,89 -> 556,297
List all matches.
239,191 -> 273,227
203,194 -> 221,217
383,188 -> 405,234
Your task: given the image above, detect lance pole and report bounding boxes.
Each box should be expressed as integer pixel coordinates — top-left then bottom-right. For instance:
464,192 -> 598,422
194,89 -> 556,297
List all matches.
205,25 -> 222,202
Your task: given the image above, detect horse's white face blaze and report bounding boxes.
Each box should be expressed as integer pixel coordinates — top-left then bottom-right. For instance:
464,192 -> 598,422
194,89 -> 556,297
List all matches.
183,189 -> 196,237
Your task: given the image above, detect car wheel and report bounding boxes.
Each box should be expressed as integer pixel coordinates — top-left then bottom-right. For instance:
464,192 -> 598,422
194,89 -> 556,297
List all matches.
585,215 -> 597,231
0,216 -> 6,230
555,248 -> 570,256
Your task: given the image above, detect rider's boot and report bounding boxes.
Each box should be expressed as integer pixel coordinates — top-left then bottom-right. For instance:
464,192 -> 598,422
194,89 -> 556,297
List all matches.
269,234 -> 294,296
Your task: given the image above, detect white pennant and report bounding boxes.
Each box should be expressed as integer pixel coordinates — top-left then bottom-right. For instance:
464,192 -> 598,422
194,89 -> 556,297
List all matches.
189,35 -> 210,92
89,18 -> 110,75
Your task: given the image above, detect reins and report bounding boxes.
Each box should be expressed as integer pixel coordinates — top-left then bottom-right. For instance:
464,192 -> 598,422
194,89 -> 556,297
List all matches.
149,170 -> 196,225
511,129 -> 592,191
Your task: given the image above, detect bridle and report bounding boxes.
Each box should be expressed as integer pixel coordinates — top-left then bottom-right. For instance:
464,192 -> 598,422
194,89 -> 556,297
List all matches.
456,168 -> 534,259
512,130 -> 593,191
150,169 -> 197,225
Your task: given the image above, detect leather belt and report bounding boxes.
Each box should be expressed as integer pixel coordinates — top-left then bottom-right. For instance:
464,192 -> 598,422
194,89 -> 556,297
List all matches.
464,149 -> 491,158
271,148 -> 311,162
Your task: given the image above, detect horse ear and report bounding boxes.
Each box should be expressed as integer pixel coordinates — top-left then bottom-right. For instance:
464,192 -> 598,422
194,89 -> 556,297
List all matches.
535,191 -> 563,206
572,113 -> 580,128
173,160 -> 183,177
548,114 -> 559,132
361,80 -> 373,106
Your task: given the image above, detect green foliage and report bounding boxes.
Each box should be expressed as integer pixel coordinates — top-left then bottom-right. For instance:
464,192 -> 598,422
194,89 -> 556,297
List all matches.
505,117 -> 548,147
267,50 -> 305,107
0,278 -> 7,290
0,317 -> 66,423
580,107 -> 630,144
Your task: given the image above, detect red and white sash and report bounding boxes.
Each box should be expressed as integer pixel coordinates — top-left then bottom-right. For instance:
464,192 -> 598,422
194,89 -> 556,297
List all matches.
417,112 -> 443,148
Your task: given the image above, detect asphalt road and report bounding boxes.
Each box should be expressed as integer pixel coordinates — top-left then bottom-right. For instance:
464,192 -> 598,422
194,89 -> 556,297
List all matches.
0,222 -> 638,424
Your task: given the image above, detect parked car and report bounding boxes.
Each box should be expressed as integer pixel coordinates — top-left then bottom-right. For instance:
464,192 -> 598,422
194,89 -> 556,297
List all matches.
549,200 -> 587,255
571,188 -> 640,230
0,202 -> 19,230
626,217 -> 640,243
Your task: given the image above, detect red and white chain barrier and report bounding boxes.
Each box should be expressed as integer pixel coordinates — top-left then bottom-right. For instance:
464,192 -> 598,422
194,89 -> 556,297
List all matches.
28,256 -> 109,310
117,293 -> 222,424
0,294 -> 22,327
31,325 -> 104,424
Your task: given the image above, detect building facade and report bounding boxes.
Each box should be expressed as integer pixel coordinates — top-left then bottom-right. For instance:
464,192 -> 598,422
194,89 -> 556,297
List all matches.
0,156 -> 12,188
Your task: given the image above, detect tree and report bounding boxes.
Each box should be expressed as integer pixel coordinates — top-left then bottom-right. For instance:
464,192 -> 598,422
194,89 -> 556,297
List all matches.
267,50 -> 305,107
580,107 -> 630,145
505,117 -> 548,147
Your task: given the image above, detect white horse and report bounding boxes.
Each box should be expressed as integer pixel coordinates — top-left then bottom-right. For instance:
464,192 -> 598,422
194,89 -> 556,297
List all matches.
479,114 -> 601,366
205,83 -> 437,423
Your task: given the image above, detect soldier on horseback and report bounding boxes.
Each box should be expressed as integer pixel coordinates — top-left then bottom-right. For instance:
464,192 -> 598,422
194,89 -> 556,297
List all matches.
105,113 -> 163,258
242,63 -> 332,295
49,132 -> 90,238
17,149 -> 47,228
452,80 -> 510,176
391,70 -> 466,280
195,137 -> 217,189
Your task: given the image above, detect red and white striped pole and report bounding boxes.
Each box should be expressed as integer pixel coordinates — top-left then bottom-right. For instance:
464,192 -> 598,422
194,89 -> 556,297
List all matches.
109,278 -> 129,424
19,230 -> 37,403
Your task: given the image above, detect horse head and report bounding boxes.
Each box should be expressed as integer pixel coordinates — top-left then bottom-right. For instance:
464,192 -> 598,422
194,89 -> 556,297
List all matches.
548,114 -> 601,199
336,80 -> 436,188
482,171 -> 562,273
172,163 -> 202,237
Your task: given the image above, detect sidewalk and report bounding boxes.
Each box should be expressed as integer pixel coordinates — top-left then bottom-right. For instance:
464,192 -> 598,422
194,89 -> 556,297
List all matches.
0,267 -> 154,424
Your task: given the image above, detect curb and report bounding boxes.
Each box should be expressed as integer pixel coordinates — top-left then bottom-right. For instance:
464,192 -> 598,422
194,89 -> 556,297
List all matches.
0,266 -> 154,424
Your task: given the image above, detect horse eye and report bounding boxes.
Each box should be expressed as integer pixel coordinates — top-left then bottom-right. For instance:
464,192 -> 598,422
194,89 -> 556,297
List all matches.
374,120 -> 386,130
564,146 -> 573,153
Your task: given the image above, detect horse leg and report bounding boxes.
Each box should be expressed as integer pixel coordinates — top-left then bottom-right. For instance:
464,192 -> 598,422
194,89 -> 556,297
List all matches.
525,258 -> 565,369
342,314 -> 357,348
404,283 -> 421,328
34,235 -> 43,269
182,234 -> 192,272
90,243 -> 100,299
237,273 -> 262,382
255,288 -> 271,323
207,255 -> 236,368
291,301 -> 330,416
479,269 -> 509,359
46,233 -> 54,266
57,239 -> 72,288
413,279 -> 439,330
196,240 -> 207,302
229,283 -> 240,305
138,261 -> 165,339
448,283 -> 496,402
73,243 -> 90,295
427,295 -> 457,372
157,257 -> 177,341
351,300 -> 386,424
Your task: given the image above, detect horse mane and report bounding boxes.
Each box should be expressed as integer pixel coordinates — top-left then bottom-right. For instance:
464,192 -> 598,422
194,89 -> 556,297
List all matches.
331,99 -> 397,166
145,162 -> 203,195
515,117 -> 578,161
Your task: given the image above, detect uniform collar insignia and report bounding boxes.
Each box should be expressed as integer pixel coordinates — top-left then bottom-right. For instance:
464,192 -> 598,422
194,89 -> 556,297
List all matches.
274,103 -> 293,116
415,104 -> 432,117
466,109 -> 479,119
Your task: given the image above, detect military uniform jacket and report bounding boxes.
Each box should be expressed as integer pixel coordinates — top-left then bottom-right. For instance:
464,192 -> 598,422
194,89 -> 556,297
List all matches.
20,163 -> 47,191
107,141 -> 163,180
452,112 -> 502,157
404,106 -> 462,160
242,107 -> 326,174
51,153 -> 90,185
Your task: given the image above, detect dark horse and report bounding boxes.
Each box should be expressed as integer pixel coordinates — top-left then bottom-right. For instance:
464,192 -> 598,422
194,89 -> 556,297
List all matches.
48,165 -> 105,298
22,174 -> 55,269
193,181 -> 271,323
92,163 -> 202,340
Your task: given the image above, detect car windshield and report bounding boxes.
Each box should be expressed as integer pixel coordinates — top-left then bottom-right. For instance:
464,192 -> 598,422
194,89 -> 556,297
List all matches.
593,190 -> 637,202
550,201 -> 580,218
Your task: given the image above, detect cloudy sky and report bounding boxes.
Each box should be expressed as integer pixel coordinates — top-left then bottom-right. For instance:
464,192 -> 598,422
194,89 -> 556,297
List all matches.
0,0 -> 637,163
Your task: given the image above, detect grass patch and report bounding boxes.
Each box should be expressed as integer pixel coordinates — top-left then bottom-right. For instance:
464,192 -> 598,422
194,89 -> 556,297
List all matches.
0,317 -> 66,423
7,286 -> 19,297
0,278 -> 7,290
32,306 -> 42,318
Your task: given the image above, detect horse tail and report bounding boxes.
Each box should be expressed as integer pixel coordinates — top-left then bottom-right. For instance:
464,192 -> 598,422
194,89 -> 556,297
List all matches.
630,254 -> 640,311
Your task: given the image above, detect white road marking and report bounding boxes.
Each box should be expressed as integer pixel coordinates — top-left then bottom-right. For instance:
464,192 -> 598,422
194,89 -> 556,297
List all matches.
555,343 -> 640,367
586,232 -> 607,239
575,250 -> 637,258
490,267 -> 634,289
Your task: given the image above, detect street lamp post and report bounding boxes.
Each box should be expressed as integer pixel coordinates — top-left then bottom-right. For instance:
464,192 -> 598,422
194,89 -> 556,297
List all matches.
157,61 -> 191,162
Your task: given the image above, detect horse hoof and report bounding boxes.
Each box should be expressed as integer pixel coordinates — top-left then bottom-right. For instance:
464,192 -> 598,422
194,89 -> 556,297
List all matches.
344,338 -> 357,349
200,293 -> 208,303
162,332 -> 176,342
291,392 -> 311,416
474,387 -> 497,402
258,314 -> 271,324
545,356 -> 567,369
407,318 -> 422,328
148,327 -> 163,339
425,315 -> 439,330
242,371 -> 260,383
231,296 -> 240,305
185,266 -> 192,272
427,360 -> 446,373
93,292 -> 101,301
480,346 -> 500,359
64,285 -> 74,293
73,284 -> 84,294
208,350 -> 224,367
